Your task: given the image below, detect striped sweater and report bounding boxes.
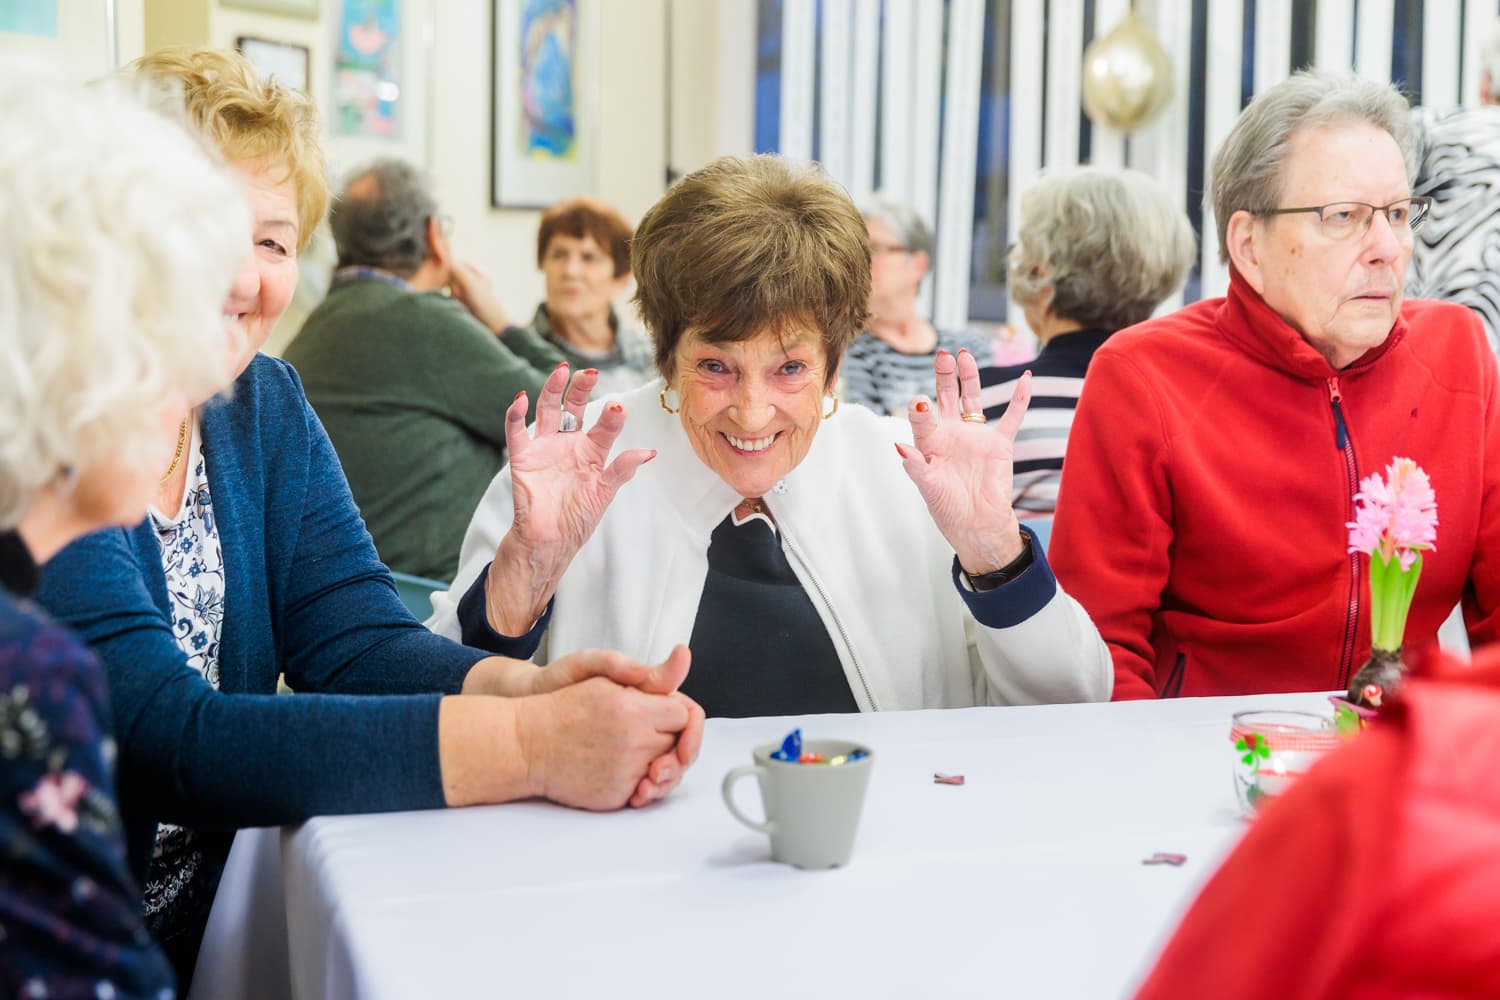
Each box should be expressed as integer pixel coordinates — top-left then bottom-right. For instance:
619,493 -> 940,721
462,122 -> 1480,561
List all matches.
978,329 -> 1110,515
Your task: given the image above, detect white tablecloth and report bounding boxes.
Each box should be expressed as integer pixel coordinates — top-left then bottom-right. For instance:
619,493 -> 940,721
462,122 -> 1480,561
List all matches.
193,691 -> 1329,1000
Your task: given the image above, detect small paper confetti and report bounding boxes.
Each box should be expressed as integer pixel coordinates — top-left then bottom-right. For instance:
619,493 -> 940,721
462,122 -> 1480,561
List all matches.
933,773 -> 965,786
771,729 -> 802,762
1142,852 -> 1187,867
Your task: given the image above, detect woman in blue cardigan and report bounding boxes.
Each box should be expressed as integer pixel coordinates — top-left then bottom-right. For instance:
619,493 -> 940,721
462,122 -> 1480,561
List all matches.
1,76 -> 248,998
33,48 -> 703,987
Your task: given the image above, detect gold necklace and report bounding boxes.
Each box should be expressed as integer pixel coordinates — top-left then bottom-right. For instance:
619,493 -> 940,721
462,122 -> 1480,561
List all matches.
735,497 -> 767,518
159,417 -> 189,483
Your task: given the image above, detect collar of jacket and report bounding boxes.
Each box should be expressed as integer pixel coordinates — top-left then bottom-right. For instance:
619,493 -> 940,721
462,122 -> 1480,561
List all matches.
1217,267 -> 1407,382
0,530 -> 38,596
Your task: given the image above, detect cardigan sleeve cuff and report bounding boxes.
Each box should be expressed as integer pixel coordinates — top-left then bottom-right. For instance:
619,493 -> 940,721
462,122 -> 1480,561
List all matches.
951,524 -> 1058,629
457,560 -> 552,658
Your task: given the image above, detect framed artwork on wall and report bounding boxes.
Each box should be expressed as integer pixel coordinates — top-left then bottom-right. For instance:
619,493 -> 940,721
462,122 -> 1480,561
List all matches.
491,0 -> 601,208
331,0 -> 405,141
222,0 -> 321,18
236,36 -> 311,92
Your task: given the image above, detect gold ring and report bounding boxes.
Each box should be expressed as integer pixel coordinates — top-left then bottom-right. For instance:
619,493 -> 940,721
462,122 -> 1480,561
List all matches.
961,412 -> 986,424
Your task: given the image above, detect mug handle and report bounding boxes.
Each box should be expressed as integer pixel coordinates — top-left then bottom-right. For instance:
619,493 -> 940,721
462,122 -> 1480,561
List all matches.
721,765 -> 775,833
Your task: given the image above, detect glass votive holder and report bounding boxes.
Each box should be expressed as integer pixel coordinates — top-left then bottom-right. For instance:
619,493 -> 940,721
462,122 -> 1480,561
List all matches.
1228,710 -> 1342,815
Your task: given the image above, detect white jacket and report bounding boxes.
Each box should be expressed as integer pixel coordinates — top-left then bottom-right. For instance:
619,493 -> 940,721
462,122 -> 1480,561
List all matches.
428,379 -> 1112,708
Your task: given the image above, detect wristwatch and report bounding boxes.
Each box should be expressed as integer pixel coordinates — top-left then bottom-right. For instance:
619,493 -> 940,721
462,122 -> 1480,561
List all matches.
964,533 -> 1034,592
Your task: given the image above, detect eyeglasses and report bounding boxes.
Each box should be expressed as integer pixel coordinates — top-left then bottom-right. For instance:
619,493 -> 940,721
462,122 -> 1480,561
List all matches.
869,242 -> 910,255
1256,197 -> 1431,242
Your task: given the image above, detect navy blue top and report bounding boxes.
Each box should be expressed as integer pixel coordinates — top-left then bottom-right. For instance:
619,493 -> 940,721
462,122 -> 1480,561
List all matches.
32,357 -> 487,955
682,514 -> 857,717
1,532 -> 175,999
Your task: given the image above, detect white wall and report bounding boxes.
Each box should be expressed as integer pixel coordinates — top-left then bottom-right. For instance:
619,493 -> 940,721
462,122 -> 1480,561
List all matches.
3,0 -> 740,354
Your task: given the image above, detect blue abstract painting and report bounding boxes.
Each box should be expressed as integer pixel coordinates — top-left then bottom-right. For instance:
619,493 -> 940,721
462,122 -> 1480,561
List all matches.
519,0 -> 577,160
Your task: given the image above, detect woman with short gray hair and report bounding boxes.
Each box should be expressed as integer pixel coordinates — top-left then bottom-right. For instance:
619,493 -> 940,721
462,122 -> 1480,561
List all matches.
842,194 -> 996,414
980,167 -> 1195,514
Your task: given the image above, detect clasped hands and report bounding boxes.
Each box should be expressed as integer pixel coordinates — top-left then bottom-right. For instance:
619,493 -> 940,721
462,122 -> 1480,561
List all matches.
464,645 -> 704,811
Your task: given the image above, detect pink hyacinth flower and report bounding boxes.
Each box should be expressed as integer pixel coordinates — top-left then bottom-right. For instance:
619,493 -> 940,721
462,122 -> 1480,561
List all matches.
19,770 -> 88,834
1346,457 -> 1438,566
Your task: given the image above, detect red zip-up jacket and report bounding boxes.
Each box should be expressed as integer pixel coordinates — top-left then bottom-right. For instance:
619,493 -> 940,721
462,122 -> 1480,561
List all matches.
1051,269 -> 1500,699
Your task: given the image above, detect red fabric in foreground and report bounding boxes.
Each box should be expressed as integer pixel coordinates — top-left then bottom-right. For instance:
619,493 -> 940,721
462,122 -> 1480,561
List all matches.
1135,648 -> 1500,999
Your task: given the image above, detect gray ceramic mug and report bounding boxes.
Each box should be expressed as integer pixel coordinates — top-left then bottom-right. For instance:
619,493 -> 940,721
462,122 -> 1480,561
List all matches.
721,739 -> 874,869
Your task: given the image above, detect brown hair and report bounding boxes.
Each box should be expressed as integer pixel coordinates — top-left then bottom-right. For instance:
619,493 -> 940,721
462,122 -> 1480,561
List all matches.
127,47 -> 328,253
632,155 -> 871,387
537,197 -> 633,277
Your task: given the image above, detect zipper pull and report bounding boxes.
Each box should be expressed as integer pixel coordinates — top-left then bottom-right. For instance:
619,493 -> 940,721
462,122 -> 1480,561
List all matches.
1327,377 -> 1348,450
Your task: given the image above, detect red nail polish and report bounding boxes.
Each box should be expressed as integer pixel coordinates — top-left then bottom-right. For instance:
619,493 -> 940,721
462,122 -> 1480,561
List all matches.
609,402 -> 623,413
583,368 -> 599,376
514,390 -> 526,401
915,400 -> 930,413
893,442 -> 906,458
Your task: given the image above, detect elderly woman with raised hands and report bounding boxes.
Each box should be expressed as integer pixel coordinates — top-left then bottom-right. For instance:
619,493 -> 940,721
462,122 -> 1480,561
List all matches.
32,47 -> 702,988
430,156 -> 1112,718
979,168 -> 1196,515
0,75 -> 245,998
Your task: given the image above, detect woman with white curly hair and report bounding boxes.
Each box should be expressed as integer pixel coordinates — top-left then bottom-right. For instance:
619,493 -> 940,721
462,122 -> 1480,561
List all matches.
0,75 -> 247,998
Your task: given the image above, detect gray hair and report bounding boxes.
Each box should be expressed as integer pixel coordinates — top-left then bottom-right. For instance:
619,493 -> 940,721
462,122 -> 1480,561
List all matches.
1209,70 -> 1413,264
1009,167 -> 1195,332
859,194 -> 935,259
330,158 -> 439,276
0,73 -> 247,529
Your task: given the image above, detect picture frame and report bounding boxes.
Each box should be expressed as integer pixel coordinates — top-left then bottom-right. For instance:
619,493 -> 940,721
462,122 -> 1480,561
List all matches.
221,0 -> 321,19
236,36 -> 311,93
491,0 -> 600,208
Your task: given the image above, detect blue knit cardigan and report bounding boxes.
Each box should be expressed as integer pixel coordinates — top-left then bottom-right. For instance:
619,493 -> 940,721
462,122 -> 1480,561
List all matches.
34,355 -> 486,883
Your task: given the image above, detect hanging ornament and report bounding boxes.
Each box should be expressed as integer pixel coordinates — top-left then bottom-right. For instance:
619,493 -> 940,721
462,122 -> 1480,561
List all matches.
1081,11 -> 1173,132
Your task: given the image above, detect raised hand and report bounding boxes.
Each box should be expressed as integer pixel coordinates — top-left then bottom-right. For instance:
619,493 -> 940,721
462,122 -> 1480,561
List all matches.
485,364 -> 655,635
447,260 -> 511,333
895,349 -> 1031,575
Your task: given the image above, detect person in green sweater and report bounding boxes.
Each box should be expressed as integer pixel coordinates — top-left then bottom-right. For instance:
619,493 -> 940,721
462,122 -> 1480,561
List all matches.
285,159 -> 563,582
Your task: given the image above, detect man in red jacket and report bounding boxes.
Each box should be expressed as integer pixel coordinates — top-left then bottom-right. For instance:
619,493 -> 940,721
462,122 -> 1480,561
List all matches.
1051,69 -> 1500,700
1133,646 -> 1500,998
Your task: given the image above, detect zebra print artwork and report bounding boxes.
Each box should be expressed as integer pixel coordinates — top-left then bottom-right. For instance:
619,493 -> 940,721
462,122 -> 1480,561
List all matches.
1409,105 -> 1500,358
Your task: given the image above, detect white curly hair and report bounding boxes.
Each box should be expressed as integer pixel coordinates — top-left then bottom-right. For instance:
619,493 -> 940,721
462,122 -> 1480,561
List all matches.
0,73 -> 249,530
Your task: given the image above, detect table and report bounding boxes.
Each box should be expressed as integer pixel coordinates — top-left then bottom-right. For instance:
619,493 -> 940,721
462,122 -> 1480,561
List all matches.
191,692 -> 1329,1000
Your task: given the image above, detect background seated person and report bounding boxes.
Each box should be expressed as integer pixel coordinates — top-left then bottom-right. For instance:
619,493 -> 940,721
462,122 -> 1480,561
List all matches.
285,158 -> 562,582
980,167 -> 1195,516
1050,71 -> 1500,699
842,194 -> 995,414
34,47 -> 702,989
0,73 -> 247,999
1407,17 -> 1500,356
1134,646 -> 1500,999
428,155 -> 1113,717
515,196 -> 655,396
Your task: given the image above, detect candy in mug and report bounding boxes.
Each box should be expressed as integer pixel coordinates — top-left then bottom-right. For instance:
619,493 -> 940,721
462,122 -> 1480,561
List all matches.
723,734 -> 874,869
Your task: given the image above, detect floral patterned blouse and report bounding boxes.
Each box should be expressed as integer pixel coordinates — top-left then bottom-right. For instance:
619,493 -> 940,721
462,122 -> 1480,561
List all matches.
0,530 -> 175,998
145,420 -> 226,948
